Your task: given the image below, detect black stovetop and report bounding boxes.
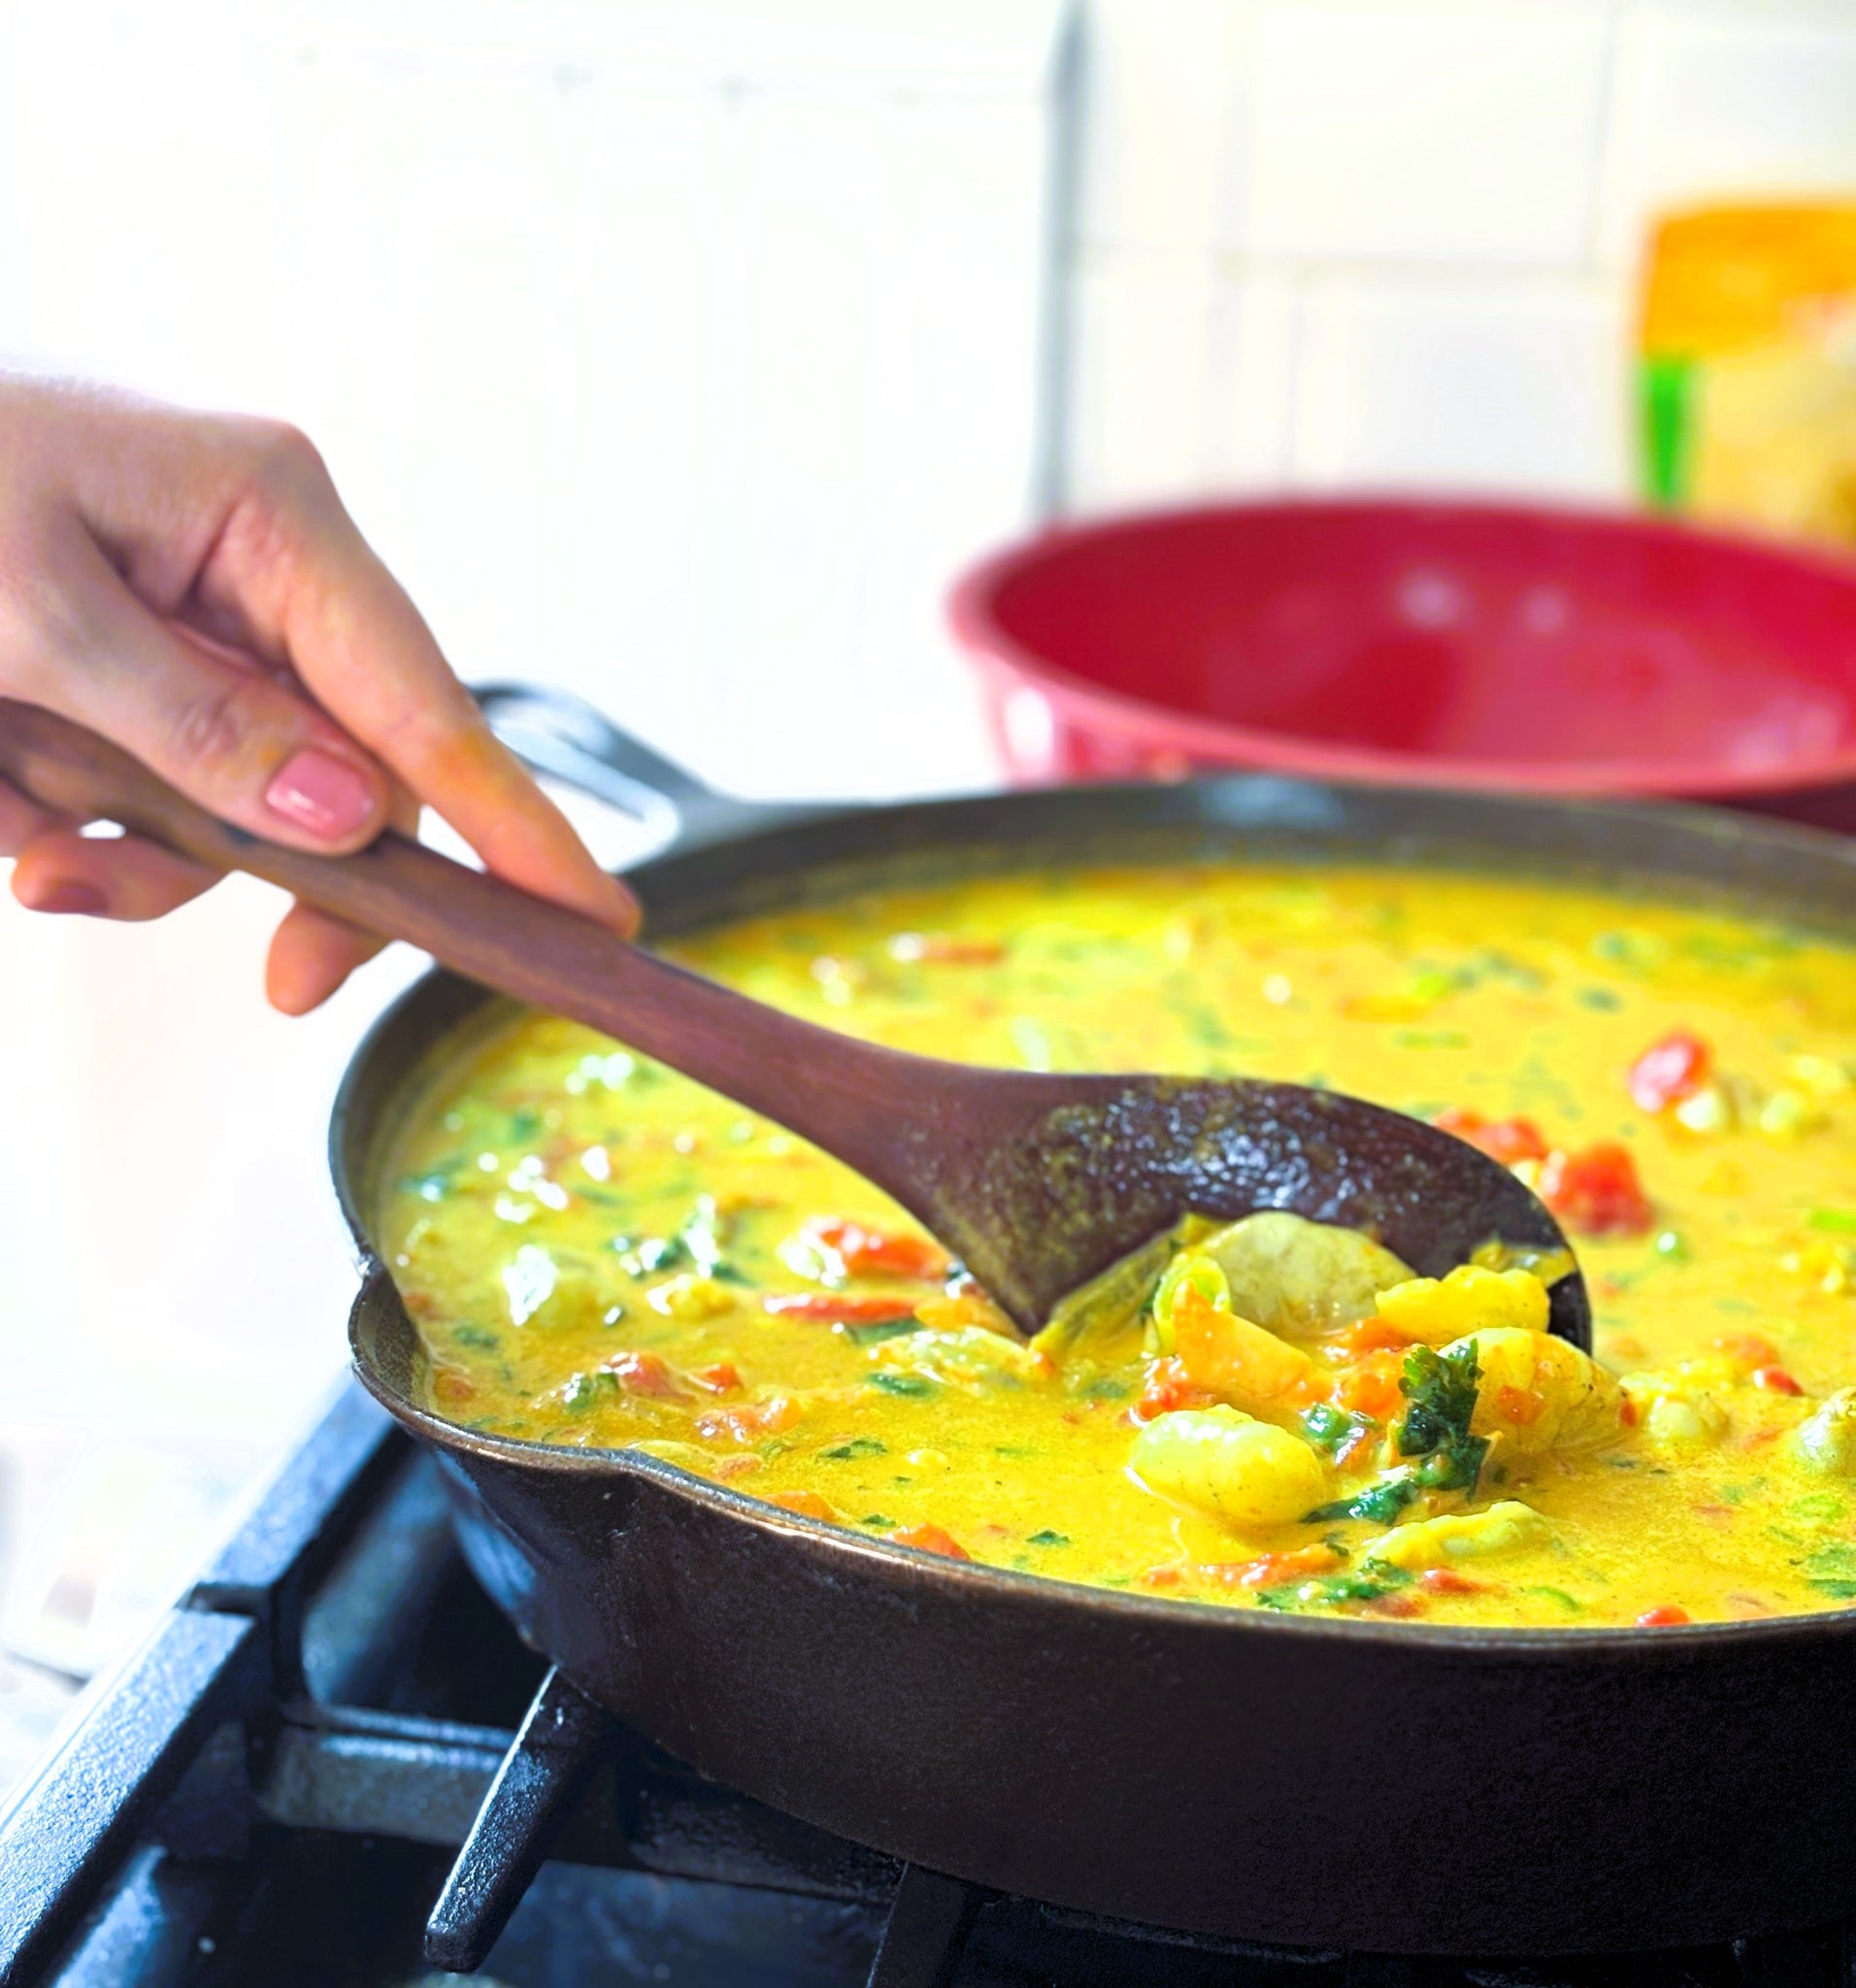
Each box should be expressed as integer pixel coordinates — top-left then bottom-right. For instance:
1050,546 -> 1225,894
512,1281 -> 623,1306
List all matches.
0,1387 -> 1849,1988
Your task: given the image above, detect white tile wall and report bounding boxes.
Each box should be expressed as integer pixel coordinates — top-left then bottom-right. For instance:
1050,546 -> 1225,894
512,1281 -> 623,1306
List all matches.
1067,0 -> 1856,509
1069,249 -> 1220,500
1077,0 -> 1238,253
1294,272 -> 1629,497
1243,1 -> 1612,268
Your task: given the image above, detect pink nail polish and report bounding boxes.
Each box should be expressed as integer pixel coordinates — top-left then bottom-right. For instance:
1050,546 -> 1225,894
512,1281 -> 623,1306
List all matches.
28,880 -> 108,915
265,748 -> 377,841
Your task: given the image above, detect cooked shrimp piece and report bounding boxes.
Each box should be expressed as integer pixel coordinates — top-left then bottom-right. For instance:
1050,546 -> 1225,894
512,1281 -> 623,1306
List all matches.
1445,1327 -> 1622,1455
1171,1284 -> 1320,1423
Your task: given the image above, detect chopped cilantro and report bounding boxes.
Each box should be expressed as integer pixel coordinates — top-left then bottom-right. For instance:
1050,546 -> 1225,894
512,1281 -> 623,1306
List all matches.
1804,1543 -> 1856,1598
869,1373 -> 934,1397
1305,1473 -> 1421,1526
1255,1564 -> 1413,1612
1080,1377 -> 1131,1402
560,1370 -> 619,1411
616,1234 -> 688,1276
847,1317 -> 923,1346
1027,1529 -> 1071,1547
822,1437 -> 886,1460
1396,1342 -> 1488,1494
1300,1402 -> 1375,1455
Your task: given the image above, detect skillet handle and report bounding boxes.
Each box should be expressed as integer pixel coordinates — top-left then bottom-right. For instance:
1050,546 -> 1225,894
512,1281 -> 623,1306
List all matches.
472,682 -> 768,854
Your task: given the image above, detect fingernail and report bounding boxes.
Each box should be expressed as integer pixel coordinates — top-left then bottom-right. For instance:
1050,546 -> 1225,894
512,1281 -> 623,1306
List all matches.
265,748 -> 378,841
26,880 -> 108,915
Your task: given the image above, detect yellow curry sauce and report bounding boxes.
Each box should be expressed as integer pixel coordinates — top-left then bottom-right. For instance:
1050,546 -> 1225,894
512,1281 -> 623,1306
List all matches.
379,865 -> 1856,1629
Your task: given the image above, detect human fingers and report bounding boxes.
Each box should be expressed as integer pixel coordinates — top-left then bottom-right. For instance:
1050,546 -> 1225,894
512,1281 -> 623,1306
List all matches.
264,903 -> 385,1016
260,777 -> 417,1014
0,773 -> 58,857
2,522 -> 392,854
52,401 -> 636,937
9,824 -> 218,920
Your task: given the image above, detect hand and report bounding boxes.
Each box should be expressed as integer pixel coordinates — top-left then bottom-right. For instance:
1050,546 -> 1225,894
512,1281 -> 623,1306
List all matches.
0,376 -> 637,1011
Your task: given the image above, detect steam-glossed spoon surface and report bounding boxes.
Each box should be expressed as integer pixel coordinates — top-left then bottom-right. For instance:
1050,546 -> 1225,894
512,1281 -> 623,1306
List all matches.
0,701 -> 1591,1345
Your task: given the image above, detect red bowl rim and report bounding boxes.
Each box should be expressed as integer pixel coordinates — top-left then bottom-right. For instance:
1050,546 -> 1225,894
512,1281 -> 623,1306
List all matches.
945,493 -> 1856,800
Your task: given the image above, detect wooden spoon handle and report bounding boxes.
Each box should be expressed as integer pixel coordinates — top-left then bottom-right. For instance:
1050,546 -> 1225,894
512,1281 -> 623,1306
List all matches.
0,699 -> 892,1129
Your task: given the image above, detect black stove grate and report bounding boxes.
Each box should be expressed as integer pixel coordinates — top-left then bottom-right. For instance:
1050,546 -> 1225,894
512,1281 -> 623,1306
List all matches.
0,1387 -> 1850,1988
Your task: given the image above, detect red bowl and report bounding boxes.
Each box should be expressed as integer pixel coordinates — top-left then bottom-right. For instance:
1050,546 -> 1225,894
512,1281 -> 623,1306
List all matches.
948,498 -> 1856,832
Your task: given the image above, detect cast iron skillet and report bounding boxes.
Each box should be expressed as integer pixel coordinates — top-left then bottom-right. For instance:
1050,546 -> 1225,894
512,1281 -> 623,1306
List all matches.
337,684 -> 1856,1959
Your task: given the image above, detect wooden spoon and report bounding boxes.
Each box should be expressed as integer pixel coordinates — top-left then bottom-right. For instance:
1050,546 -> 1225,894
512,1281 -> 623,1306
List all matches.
0,702 -> 1591,1346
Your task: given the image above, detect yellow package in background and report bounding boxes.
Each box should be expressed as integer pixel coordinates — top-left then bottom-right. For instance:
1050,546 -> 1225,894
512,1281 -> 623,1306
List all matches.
1640,205 -> 1856,547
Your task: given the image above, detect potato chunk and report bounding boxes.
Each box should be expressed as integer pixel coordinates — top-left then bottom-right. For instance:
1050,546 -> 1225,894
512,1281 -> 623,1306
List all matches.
1200,1211 -> 1414,1338
1130,1407 -> 1330,1529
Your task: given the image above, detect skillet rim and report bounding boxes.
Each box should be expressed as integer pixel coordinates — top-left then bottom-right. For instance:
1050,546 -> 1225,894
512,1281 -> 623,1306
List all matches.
335,769 -> 1856,1660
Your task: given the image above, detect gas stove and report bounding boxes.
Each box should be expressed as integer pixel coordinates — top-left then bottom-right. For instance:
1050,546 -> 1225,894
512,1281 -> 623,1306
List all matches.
0,1387 -> 1848,1988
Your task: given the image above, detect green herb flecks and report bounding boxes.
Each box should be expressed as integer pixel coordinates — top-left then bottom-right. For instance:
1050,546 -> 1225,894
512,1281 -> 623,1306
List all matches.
403,1162 -> 464,1203
615,1234 -> 688,1276
1395,1341 -> 1488,1494
1300,1402 -> 1376,1456
1254,1564 -> 1414,1612
560,1370 -> 620,1412
846,1317 -> 923,1346
1804,1542 -> 1856,1599
1305,1473 -> 1423,1526
678,1193 -> 751,1283
869,1373 -> 934,1398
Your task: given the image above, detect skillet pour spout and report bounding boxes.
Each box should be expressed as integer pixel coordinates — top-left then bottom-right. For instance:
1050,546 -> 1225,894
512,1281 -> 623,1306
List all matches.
869,1065 -> 1592,1347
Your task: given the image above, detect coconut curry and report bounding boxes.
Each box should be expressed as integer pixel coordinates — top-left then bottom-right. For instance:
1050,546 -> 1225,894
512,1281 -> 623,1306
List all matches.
379,864 -> 1856,1629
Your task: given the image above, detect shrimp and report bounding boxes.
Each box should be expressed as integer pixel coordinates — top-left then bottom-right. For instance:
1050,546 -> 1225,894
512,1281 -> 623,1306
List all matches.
1170,1284 -> 1320,1424
1446,1327 -> 1623,1455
